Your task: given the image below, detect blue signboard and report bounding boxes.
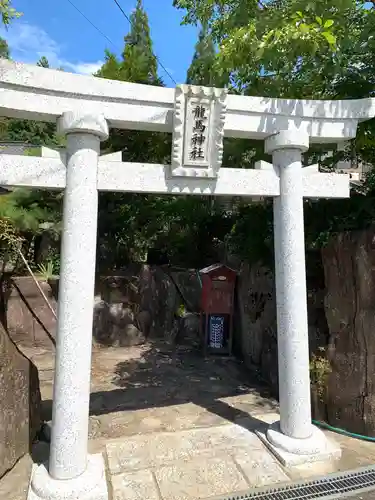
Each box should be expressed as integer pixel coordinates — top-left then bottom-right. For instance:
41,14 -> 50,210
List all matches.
209,315 -> 225,349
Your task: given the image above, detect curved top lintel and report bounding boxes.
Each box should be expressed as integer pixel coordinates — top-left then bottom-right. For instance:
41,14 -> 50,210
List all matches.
0,60 -> 374,141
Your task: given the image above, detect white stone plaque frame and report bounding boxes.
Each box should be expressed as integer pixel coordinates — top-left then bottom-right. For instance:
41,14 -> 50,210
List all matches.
171,84 -> 227,178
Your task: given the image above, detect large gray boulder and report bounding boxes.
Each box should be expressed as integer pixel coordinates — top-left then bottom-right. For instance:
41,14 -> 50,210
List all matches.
93,299 -> 146,347
94,265 -> 180,345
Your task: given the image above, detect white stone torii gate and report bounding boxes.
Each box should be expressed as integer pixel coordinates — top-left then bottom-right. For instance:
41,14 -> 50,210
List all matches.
1,59 -> 375,500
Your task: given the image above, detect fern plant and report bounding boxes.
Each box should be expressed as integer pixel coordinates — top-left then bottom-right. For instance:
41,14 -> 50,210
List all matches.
37,260 -> 55,281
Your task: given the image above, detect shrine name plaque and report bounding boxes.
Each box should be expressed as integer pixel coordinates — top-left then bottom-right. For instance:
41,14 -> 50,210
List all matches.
171,84 -> 227,179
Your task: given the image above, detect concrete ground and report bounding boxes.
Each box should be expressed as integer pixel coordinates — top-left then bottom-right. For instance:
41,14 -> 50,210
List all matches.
2,341 -> 375,500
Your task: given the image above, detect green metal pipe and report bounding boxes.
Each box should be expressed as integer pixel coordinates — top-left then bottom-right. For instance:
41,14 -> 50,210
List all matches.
313,419 -> 375,442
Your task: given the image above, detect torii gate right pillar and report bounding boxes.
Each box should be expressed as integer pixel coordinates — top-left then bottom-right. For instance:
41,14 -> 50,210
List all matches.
257,130 -> 341,465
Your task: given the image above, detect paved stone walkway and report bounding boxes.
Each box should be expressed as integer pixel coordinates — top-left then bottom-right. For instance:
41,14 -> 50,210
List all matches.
2,341 -> 375,499
106,420 -> 287,500
103,410 -> 375,500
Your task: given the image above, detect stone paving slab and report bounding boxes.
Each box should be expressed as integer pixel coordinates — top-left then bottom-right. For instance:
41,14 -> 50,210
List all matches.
234,449 -> 289,487
154,456 -> 248,500
106,422 -> 294,499
6,344 -> 375,500
89,403 -> 232,441
110,470 -> 160,500
106,422 -> 265,475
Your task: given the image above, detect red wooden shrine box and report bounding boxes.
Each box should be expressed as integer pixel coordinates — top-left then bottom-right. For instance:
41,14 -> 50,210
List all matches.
199,263 -> 237,356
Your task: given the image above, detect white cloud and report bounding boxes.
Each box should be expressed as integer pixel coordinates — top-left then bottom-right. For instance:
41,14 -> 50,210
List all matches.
0,22 -> 61,65
0,22 -> 103,75
64,60 -> 104,75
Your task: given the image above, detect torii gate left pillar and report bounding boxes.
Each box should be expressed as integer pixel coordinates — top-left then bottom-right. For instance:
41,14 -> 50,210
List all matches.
28,112 -> 109,500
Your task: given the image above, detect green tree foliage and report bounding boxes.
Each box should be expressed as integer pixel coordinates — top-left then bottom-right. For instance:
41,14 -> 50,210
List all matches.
185,21 -> 265,170
0,216 -> 23,284
0,184 -> 63,271
0,0 -> 21,26
0,51 -> 62,145
94,0 -> 235,269
95,0 -> 163,152
0,50 -> 64,268
174,0 -> 371,96
95,0 -> 173,269
37,56 -> 50,68
173,0 -> 375,264
187,23 -> 227,87
96,0 -> 160,85
0,37 -> 9,58
0,189 -> 61,235
122,0 -> 158,85
95,50 -> 122,80
5,120 -> 60,145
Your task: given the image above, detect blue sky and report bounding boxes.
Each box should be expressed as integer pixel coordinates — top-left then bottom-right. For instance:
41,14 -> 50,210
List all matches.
0,0 -> 199,86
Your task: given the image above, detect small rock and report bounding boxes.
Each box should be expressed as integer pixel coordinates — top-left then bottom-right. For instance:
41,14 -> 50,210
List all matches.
119,324 -> 146,347
38,422 -> 51,443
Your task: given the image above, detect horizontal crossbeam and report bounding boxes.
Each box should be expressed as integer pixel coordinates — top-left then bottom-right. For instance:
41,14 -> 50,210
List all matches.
0,154 -> 350,199
1,61 -> 373,142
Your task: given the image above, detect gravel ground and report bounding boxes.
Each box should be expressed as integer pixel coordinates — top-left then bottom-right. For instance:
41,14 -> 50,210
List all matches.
344,492 -> 375,500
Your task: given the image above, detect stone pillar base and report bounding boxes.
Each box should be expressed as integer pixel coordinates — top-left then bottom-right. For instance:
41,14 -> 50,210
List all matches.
27,454 -> 108,500
256,422 -> 341,467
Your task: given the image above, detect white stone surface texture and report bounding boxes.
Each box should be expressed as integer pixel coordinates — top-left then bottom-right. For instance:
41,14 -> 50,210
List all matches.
28,453 -> 108,500
268,131 -> 315,442
257,423 -> 342,466
1,59 -> 374,140
49,113 -> 108,481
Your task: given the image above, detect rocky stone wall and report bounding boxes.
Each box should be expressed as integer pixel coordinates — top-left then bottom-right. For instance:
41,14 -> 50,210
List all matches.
235,228 -> 375,435
0,323 -> 41,478
235,255 -> 328,394
93,265 -> 177,346
236,262 -> 278,390
323,228 -> 375,435
6,277 -> 57,349
92,265 -> 201,347
6,266 -> 202,350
